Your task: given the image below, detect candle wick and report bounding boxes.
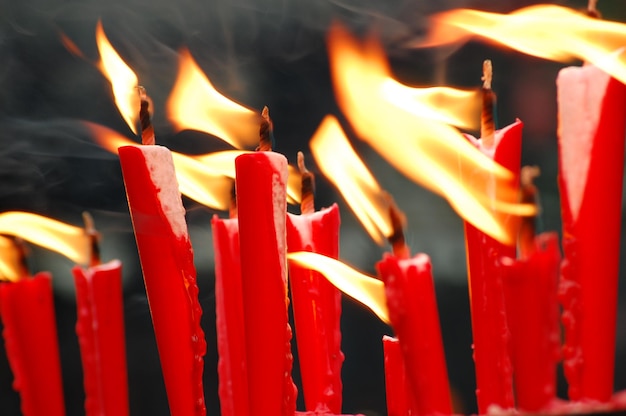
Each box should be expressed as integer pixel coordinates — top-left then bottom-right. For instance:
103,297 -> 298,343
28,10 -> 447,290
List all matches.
384,192 -> 410,259
138,86 -> 156,146
229,181 -> 238,219
82,211 -> 102,267
481,59 -> 496,148
587,0 -> 601,18
518,165 -> 541,259
5,236 -> 31,281
297,151 -> 316,215
257,105 -> 274,152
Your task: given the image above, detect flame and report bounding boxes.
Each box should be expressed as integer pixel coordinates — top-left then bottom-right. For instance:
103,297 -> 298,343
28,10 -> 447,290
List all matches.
423,5 -> 626,85
327,24 -> 536,245
0,236 -> 23,282
288,251 -> 389,324
88,123 -> 232,210
167,49 -> 260,149
96,21 -> 140,135
0,212 -> 90,265
310,116 -> 391,245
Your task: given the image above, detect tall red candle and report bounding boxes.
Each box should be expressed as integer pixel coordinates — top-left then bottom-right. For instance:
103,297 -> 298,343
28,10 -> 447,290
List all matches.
72,259 -> 129,416
382,335 -> 418,416
211,216 -> 249,416
119,145 -> 206,416
501,232 -> 561,412
0,273 -> 66,416
463,119 -> 522,413
235,151 -> 297,416
557,64 -> 626,402
287,203 -> 343,413
377,252 -> 452,415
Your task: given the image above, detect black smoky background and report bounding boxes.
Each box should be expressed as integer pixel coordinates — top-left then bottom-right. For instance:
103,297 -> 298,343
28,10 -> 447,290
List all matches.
1,0 -> 626,415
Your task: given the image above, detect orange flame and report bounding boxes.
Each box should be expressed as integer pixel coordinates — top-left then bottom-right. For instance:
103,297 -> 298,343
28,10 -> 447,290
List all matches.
288,251 -> 389,324
96,20 -> 140,135
310,116 -> 391,245
423,5 -> 626,85
0,212 -> 91,266
167,49 -> 260,149
327,24 -> 536,245
88,123 -> 233,210
0,236 -> 24,282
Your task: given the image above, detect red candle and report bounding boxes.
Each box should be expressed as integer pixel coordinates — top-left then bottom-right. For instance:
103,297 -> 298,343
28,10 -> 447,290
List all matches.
211,216 -> 249,416
463,118 -> 522,413
235,151 -> 297,416
501,232 -> 561,412
119,145 -> 206,416
0,273 -> 66,416
287,203 -> 343,413
382,335 -> 418,416
72,259 -> 129,416
377,252 -> 452,415
556,64 -> 626,402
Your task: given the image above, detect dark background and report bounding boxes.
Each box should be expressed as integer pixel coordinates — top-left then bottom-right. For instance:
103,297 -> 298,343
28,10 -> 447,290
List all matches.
1,0 -> 626,414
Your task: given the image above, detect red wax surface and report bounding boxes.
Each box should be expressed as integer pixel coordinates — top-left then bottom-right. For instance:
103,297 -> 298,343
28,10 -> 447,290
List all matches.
463,120 -> 522,413
119,145 -> 206,416
0,273 -> 66,416
73,259 -> 129,416
377,253 -> 452,415
287,204 -> 343,413
382,335 -> 418,416
211,216 -> 249,416
501,233 -> 561,412
235,152 -> 297,416
557,65 -> 626,402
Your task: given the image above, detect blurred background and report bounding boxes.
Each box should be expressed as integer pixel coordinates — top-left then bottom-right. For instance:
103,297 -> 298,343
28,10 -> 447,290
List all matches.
1,0 -> 626,414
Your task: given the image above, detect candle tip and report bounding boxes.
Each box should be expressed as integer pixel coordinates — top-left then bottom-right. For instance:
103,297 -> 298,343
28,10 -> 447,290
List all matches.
480,59 -> 496,147
138,86 -> 155,145
587,0 -> 601,18
384,192 -> 410,259
482,59 -> 493,90
82,211 -> 102,267
257,105 -> 274,151
297,151 -> 316,214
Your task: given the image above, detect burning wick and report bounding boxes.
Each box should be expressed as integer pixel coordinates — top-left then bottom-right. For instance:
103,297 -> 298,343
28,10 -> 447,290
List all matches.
586,0 -> 601,19
257,106 -> 274,151
229,183 -> 238,219
518,165 -> 541,259
481,59 -> 496,148
297,152 -> 315,215
384,193 -> 410,260
138,86 -> 155,145
4,236 -> 31,280
82,212 -> 102,267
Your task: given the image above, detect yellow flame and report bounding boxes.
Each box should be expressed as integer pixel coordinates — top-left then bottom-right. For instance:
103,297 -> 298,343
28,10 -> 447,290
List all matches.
95,21 -> 140,135
88,123 -> 233,211
288,251 -> 389,324
167,48 -> 260,149
0,236 -> 23,282
0,212 -> 90,265
423,5 -> 626,85
327,24 -> 536,245
194,151 -> 302,205
310,116 -> 391,245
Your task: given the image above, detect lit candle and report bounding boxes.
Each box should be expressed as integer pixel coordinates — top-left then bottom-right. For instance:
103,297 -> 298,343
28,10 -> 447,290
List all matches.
557,62 -> 626,402
72,212 -> 128,416
287,152 -> 343,413
235,109 -> 297,415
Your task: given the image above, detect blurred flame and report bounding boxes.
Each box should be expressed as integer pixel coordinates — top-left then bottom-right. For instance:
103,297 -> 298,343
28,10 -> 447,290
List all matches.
288,251 -> 389,324
327,24 -> 536,245
0,236 -> 23,282
423,5 -> 626,85
167,48 -> 260,149
0,212 -> 90,265
88,123 -> 232,211
310,116 -> 391,245
95,21 -> 140,135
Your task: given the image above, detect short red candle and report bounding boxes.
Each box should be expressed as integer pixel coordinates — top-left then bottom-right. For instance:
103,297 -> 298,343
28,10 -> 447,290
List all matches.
501,232 -> 561,412
211,216 -> 249,416
72,259 -> 129,416
235,152 -> 297,416
287,204 -> 343,413
382,335 -> 418,416
119,145 -> 206,416
463,120 -> 522,413
0,273 -> 66,416
376,252 -> 452,415
556,64 -> 626,402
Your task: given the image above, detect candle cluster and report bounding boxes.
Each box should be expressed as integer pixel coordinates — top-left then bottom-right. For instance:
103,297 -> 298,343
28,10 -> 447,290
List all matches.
1,3 -> 626,416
